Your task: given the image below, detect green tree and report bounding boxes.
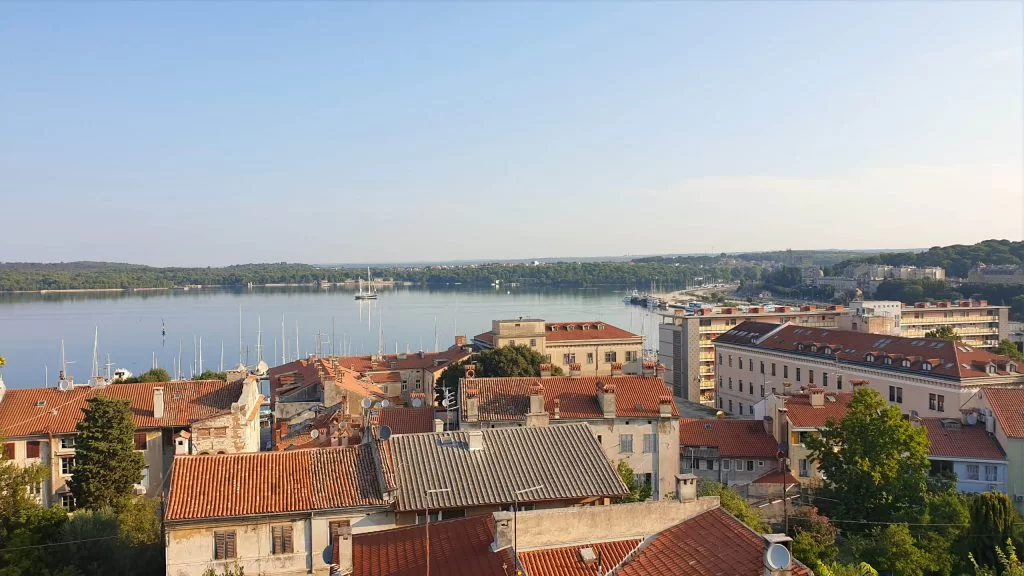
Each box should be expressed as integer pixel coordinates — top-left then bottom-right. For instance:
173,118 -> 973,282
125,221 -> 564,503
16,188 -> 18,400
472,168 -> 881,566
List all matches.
848,524 -> 930,576
116,368 -> 170,383
0,355 -> 5,368
971,539 -> 1024,576
202,564 -> 245,576
994,339 -> 1024,361
194,370 -> 227,381
925,325 -> 961,341
477,344 -> 563,379
817,563 -> 879,576
960,492 -> 1024,569
696,479 -> 768,532
916,490 -> 970,576
805,387 -> 930,525
68,397 -> 144,511
790,507 -> 839,568
614,461 -> 651,503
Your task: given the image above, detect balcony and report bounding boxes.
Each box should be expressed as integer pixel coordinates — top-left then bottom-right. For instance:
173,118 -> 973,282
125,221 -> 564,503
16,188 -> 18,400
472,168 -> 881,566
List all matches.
903,316 -> 998,326
699,367 -> 715,377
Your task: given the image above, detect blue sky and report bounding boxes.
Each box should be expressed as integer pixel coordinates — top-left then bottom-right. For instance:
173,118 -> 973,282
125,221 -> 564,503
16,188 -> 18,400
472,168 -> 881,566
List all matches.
1,2 -> 1021,265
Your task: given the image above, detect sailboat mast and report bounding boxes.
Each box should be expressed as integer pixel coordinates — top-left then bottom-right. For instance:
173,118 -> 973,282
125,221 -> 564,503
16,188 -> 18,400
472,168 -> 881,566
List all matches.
238,306 -> 244,368
199,336 -> 203,374
92,327 -> 99,378
220,341 -> 224,373
295,321 -> 299,360
257,316 -> 263,363
281,315 -> 286,364
434,316 -> 439,353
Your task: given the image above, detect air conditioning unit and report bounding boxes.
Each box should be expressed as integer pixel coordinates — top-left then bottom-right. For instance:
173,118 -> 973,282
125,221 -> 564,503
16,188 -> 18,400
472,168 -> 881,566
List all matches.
1015,495 -> 1023,503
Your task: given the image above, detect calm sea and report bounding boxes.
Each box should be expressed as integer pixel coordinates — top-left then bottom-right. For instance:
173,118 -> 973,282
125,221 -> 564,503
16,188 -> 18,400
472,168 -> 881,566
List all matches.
0,287 -> 664,389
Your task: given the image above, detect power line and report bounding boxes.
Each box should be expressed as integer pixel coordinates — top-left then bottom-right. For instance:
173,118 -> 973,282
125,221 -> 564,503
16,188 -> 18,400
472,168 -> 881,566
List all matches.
0,534 -> 121,552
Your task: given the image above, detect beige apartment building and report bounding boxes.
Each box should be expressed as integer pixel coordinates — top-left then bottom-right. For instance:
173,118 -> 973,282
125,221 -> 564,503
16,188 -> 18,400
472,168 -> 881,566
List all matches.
714,321 -> 1024,420
0,377 -> 262,510
473,319 -> 644,375
658,305 -> 844,405
900,300 -> 1008,349
461,364 -> 679,500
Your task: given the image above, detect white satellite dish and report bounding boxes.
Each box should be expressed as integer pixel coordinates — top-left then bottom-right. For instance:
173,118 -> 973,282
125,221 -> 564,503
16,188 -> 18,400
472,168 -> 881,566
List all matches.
379,425 -> 392,441
441,398 -> 450,408
360,397 -> 372,410
309,429 -> 320,439
58,380 -> 73,392
380,399 -> 391,409
765,543 -> 792,570
411,397 -> 424,408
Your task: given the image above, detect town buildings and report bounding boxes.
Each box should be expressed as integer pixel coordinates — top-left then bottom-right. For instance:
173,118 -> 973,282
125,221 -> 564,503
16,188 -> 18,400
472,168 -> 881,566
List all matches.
678,417 -> 784,492
346,479 -> 813,576
0,377 -> 262,510
460,363 -> 680,500
473,319 -> 644,375
163,423 -> 628,576
962,388 -> 1024,512
899,300 -> 1008,349
920,417 -> 1007,494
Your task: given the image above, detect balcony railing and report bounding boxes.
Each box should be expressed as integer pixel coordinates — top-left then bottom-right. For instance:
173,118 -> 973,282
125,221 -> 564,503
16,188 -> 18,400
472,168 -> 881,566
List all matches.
903,316 -> 998,326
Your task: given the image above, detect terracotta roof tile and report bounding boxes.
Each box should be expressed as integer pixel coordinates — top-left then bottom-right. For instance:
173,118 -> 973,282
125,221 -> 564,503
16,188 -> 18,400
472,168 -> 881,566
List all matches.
782,392 -> 854,429
470,376 -> 678,421
752,469 -> 800,485
374,406 -> 435,435
543,322 -> 641,342
679,418 -> 780,458
353,515 -> 513,576
921,418 -> 1006,460
982,388 -> 1024,438
616,508 -> 813,576
165,444 -> 387,521
0,380 -> 240,438
520,539 -> 641,576
473,331 -> 495,346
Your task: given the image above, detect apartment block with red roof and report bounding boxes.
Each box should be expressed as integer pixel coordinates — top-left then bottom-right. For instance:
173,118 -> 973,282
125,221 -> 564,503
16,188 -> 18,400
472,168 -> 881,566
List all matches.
714,321 -> 1024,421
918,417 -> 1007,495
0,376 -> 262,510
678,417 -> 786,496
472,318 -> 644,375
961,388 -> 1024,513
460,365 -> 679,500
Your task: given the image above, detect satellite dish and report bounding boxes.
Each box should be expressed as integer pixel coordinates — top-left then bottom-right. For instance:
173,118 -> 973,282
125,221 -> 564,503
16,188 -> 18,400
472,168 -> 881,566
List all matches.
380,399 -> 391,409
58,380 -> 73,392
412,397 -> 424,408
379,425 -> 392,441
441,398 -> 450,408
765,544 -> 792,570
310,429 -> 320,439
360,398 -> 372,410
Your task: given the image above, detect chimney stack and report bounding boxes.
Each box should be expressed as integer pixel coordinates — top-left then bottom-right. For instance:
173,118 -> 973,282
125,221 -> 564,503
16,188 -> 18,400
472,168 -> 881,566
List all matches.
526,383 -> 549,427
334,519 -> 353,574
464,388 -> 480,423
569,363 -> 582,377
656,363 -> 666,380
539,363 -> 552,378
153,386 -> 165,419
610,362 -> 623,377
491,511 -> 514,552
642,361 -> 657,377
433,418 -> 445,433
809,387 -> 825,408
467,429 -> 484,452
676,473 -> 698,503
553,398 -> 561,420
659,395 -> 673,418
597,381 -> 616,419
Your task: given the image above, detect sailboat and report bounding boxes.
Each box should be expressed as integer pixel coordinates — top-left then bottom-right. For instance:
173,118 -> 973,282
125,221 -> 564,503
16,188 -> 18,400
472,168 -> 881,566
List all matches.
355,267 -> 378,300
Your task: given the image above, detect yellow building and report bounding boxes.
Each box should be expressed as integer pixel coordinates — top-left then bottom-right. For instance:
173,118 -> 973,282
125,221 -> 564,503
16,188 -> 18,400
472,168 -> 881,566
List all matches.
473,319 -> 644,375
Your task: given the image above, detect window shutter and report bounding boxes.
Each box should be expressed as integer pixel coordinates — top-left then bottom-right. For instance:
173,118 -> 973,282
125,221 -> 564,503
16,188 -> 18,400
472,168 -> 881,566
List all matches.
26,441 -> 40,458
272,526 -> 282,554
225,531 -> 237,559
214,532 -> 226,560
282,526 -> 294,554
3,443 -> 14,460
134,432 -> 148,450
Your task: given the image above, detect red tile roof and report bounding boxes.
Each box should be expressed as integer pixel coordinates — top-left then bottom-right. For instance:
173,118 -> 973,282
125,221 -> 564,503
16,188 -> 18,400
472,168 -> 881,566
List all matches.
752,469 -> 800,485
165,445 -> 387,521
353,515 -> 514,576
679,418 -> 780,458
615,508 -> 813,576
543,321 -> 641,342
473,331 -> 495,346
721,322 -> 1023,382
921,418 -> 1006,460
982,388 -> 1024,439
470,376 -> 679,421
519,539 -> 641,576
0,380 -> 241,438
782,392 -> 853,429
374,406 -> 436,435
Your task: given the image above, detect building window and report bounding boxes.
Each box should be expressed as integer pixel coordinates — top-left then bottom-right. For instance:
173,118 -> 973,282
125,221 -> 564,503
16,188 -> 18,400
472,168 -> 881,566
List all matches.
749,382 -> 753,395
619,435 -> 633,454
529,339 -> 536,347
758,460 -> 765,468
771,363 -> 776,377
822,373 -> 828,387
929,394 -> 936,411
796,368 -> 801,382
627,351 -> 639,362
746,460 -> 754,472
719,353 -> 723,366
214,531 -> 237,560
213,428 -> 227,438
134,432 -> 148,451
604,351 -> 617,363
966,464 -> 980,481
718,397 -> 723,408
837,375 -> 843,390
271,525 -> 295,555
808,370 -> 814,385
26,441 -> 40,459
705,459 -> 715,471
138,467 -> 150,491
28,482 -> 42,496
509,340 -> 516,346
586,352 -> 594,364
937,395 -> 944,412
3,443 -> 14,460
682,458 -> 692,471
729,378 -> 733,390
783,366 -> 789,379
729,356 -> 733,367
60,457 -> 75,476
60,493 -> 76,511
889,386 -> 903,404
749,405 -> 754,416
563,353 -> 575,364
642,434 -> 657,453
718,376 -> 723,388
985,465 -> 998,482
739,358 -> 744,370
722,459 -> 731,470
728,400 -> 733,413
760,361 -> 765,374
60,437 -> 75,450
739,402 -> 743,414
799,459 -> 809,477
760,385 -> 765,397
750,360 -> 754,372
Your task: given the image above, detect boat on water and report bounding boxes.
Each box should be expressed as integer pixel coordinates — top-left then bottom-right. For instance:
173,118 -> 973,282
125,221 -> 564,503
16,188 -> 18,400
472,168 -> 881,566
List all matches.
355,267 -> 378,300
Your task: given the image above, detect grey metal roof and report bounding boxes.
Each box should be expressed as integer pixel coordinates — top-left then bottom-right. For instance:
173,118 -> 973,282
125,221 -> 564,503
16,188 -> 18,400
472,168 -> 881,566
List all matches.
386,423 -> 628,512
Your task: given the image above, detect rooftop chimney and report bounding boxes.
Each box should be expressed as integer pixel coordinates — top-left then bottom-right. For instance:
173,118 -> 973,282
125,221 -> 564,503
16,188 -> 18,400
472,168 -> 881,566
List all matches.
491,511 -> 514,552
642,361 -> 657,377
676,473 -> 698,503
597,381 -> 616,419
809,387 -> 825,408
553,398 -> 561,420
656,363 -> 666,379
539,363 -> 552,378
153,387 -> 164,419
433,418 -> 445,433
610,362 -> 623,377
464,388 -> 479,423
659,395 -> 673,418
334,519 -> 353,574
467,429 -> 484,451
526,383 -> 549,427
569,363 -> 582,377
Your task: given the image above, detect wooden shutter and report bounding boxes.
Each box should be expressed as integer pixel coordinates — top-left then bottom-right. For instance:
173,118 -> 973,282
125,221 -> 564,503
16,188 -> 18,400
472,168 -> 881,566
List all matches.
134,432 -> 148,450
214,530 -> 236,559
26,441 -> 40,459
225,531 -> 236,559
3,443 -> 14,460
282,526 -> 294,554
272,526 -> 283,555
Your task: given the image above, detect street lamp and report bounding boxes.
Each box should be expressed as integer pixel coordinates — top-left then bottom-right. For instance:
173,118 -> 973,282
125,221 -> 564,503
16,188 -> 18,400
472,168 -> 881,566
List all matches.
512,485 -> 544,572
424,487 -> 450,576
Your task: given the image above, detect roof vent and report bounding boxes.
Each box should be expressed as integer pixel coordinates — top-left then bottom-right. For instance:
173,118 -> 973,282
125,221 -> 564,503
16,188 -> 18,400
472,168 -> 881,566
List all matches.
35,400 -> 46,408
579,547 -> 598,566
704,423 -> 713,431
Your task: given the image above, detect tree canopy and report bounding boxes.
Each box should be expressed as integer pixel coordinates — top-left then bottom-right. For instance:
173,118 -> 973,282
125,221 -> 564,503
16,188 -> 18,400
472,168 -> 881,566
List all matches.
68,397 -> 145,511
193,370 -> 227,381
434,344 -> 563,405
696,480 -> 768,532
614,461 -> 652,503
805,387 -> 931,525
117,368 -> 170,384
994,340 -> 1024,361
925,325 -> 961,341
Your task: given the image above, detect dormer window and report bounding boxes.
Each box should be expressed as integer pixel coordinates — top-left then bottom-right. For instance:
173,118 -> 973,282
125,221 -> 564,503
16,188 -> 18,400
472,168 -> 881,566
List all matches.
1009,362 -> 1017,373
823,347 -> 832,355
883,357 -> 892,366
922,362 -> 932,371
987,364 -> 997,375
797,344 -> 805,351
865,354 -> 875,362
901,360 -> 910,368
809,345 -> 818,353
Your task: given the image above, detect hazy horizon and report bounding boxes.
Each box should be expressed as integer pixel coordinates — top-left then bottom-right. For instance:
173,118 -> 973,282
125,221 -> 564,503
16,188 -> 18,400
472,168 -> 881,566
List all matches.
2,2 -> 1021,266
